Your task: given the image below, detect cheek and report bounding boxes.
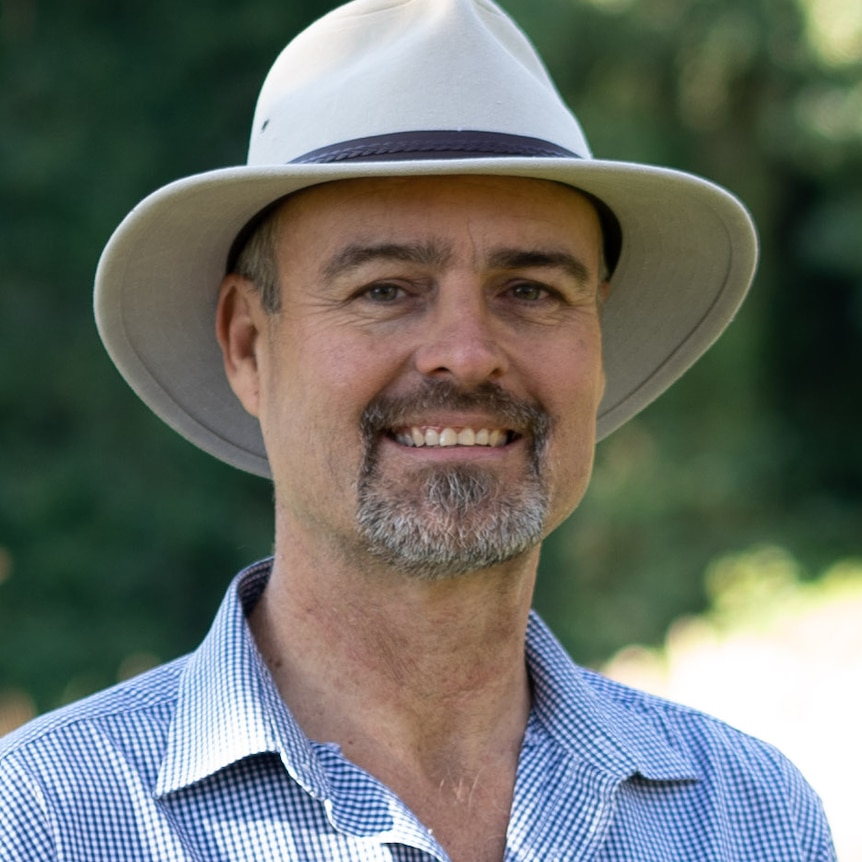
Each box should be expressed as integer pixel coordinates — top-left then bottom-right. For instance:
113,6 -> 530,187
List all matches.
532,328 -> 604,417
264,335 -> 391,465
532,337 -> 603,506
543,413 -> 598,530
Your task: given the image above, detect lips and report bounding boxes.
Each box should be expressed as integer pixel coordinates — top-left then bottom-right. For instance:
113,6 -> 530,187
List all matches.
393,426 -> 512,448
362,379 -> 546,458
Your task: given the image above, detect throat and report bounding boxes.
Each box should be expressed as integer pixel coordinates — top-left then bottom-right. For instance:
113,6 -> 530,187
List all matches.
250,563 -> 533,751
372,753 -> 517,862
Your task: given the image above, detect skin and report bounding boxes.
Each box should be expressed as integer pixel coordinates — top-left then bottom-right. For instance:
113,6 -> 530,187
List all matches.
216,174 -> 607,862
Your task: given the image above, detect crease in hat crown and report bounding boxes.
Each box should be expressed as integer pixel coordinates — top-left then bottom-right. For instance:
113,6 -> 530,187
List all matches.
94,0 -> 758,479
248,0 -> 591,166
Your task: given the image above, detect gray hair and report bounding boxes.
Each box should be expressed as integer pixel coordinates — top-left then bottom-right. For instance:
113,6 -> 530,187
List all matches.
232,206 -> 282,314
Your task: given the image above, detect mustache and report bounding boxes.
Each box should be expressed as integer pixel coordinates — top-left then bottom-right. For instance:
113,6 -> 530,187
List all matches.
360,379 -> 551,443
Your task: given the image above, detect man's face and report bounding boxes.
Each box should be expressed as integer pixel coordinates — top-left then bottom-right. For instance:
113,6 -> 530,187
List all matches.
237,175 -> 606,579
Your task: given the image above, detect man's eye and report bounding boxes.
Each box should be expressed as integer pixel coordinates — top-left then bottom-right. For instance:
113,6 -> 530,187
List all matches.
509,282 -> 548,302
363,282 -> 402,302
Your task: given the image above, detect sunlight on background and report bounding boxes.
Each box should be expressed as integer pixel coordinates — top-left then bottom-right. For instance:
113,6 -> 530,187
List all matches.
0,689 -> 35,738
605,546 -> 862,862
583,0 -> 862,66
799,0 -> 862,66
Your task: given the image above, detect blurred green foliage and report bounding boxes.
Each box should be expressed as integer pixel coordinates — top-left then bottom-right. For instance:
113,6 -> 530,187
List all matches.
1,0 -> 860,716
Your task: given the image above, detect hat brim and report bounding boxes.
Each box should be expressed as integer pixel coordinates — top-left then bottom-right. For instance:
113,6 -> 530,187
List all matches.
95,157 -> 757,478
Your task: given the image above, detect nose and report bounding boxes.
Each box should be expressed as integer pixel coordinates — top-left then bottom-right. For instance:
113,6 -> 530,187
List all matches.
413,285 -> 508,387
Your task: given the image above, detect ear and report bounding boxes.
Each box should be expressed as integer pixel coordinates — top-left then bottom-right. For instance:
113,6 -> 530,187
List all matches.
599,279 -> 612,306
216,274 -> 267,418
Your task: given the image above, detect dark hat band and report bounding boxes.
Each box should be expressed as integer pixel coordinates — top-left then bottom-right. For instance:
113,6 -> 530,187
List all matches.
291,130 -> 579,162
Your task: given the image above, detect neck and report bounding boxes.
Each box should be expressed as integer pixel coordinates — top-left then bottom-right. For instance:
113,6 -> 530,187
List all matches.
249,528 -> 537,777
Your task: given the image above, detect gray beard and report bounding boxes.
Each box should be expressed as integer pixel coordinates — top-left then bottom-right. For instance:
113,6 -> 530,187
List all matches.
355,381 -> 550,581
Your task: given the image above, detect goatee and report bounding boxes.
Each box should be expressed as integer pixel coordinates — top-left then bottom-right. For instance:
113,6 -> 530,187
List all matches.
355,379 -> 551,580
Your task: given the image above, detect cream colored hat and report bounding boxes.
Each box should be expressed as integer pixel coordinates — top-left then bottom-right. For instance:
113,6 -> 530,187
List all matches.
95,0 -> 757,478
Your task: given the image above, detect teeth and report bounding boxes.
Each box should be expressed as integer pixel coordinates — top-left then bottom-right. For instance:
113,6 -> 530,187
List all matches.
439,428 -> 459,447
395,426 -> 510,448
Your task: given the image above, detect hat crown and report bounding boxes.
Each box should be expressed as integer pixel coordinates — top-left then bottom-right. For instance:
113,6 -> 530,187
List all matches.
248,0 -> 591,165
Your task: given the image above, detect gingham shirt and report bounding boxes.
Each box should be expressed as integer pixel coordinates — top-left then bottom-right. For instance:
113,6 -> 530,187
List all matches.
1,559 -> 835,861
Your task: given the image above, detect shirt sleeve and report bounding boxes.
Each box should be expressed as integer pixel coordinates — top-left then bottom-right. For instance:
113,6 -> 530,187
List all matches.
692,717 -> 839,861
777,751 -> 837,862
0,753 -> 58,861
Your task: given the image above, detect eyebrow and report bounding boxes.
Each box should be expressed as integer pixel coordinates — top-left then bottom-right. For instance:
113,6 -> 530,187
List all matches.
487,248 -> 592,284
322,241 -> 453,281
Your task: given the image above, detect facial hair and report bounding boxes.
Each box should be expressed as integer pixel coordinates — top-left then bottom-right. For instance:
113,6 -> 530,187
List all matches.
355,379 -> 551,581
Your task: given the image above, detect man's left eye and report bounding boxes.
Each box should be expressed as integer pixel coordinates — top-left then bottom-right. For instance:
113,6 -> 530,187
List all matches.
509,282 -> 548,302
364,282 -> 402,302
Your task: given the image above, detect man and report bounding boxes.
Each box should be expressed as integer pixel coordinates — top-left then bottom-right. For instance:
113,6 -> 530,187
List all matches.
0,0 -> 835,859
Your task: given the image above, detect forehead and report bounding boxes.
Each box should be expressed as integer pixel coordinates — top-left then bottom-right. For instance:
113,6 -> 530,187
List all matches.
270,175 -> 603,267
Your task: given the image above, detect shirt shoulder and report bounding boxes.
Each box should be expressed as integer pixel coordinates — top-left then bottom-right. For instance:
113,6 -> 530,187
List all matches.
0,658 -> 186,862
577,664 -> 794,768
575,666 -> 836,860
0,655 -> 186,760
0,657 -> 187,860
524,615 -> 835,860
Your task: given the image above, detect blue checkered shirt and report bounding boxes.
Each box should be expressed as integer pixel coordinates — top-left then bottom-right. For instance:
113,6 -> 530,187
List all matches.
1,559 -> 835,860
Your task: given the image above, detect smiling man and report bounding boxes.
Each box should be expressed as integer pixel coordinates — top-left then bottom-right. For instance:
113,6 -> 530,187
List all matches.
0,1 -> 836,860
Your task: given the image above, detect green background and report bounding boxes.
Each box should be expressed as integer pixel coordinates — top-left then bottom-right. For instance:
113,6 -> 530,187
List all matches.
1,0 -> 860,715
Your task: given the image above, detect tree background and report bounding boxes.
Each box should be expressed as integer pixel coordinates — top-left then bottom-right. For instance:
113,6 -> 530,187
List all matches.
1,0 -> 860,717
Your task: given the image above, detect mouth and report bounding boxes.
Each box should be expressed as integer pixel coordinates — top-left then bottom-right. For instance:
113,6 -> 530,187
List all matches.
390,425 -> 518,448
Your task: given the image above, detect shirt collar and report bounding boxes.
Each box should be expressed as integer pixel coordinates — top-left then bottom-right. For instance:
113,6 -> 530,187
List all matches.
155,559 -> 330,799
156,559 -> 697,799
525,612 -> 698,782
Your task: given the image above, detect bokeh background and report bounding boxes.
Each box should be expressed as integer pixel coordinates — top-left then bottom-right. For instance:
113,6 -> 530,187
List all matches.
1,0 -> 860,855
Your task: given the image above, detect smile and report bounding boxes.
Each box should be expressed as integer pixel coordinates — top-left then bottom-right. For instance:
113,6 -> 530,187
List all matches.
392,426 -> 515,448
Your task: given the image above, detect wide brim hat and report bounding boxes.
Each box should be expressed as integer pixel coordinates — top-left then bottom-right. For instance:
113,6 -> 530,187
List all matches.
95,0 -> 758,479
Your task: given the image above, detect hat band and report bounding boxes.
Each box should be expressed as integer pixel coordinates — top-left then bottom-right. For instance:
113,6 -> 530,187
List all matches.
290,130 -> 580,163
